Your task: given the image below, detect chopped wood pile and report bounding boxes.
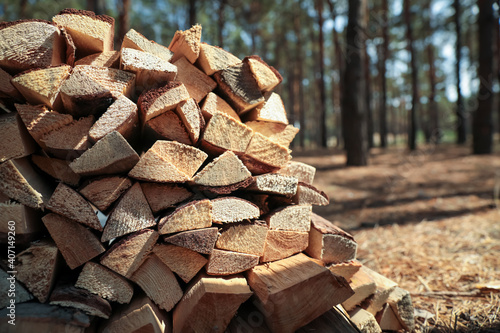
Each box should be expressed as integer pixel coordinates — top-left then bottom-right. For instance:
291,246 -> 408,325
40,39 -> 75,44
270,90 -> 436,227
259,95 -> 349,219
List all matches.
0,9 -> 415,333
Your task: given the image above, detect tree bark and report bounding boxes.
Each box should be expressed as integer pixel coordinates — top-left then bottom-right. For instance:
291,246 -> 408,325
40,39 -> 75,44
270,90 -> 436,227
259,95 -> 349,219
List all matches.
117,0 -> 130,47
379,0 -> 389,147
454,0 -> 467,144
315,0 -> 328,148
404,0 -> 418,151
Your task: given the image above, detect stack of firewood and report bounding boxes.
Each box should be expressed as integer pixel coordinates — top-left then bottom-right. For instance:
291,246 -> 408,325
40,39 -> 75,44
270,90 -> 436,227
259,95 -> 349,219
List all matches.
0,9 -> 415,333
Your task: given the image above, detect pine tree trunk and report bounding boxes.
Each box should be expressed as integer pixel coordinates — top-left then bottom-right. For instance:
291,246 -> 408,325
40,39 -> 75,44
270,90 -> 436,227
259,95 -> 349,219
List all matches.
315,0 -> 328,148
364,2 -> 373,149
404,0 -> 418,151
427,44 -> 439,144
454,0 -> 467,144
218,0 -> 226,48
117,0 -> 130,47
293,6 -> 306,148
189,0 -> 196,26
379,0 -> 389,147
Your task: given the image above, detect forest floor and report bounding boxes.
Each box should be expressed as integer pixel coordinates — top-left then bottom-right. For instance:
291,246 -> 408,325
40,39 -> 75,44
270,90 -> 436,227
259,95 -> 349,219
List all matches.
293,144 -> 500,332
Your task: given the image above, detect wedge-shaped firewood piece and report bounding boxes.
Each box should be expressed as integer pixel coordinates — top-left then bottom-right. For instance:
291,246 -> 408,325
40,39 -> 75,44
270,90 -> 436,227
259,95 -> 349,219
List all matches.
75,65 -> 136,98
278,161 -> 316,184
216,221 -> 268,256
89,95 -> 139,142
75,50 -> 120,67
75,262 -> 134,304
158,199 -> 212,234
121,47 -> 177,92
47,183 -> 102,231
15,240 -> 61,303
102,182 -> 156,242
196,43 -> 241,75
0,68 -> 23,100
122,28 -> 173,62
141,182 -> 193,214
49,284 -> 111,319
244,55 -> 283,92
360,266 -> 398,315
243,92 -> 288,124
138,81 -> 190,123
0,158 -> 52,209
173,57 -> 216,103
327,260 -> 362,282
306,213 -> 357,264
386,287 -> 415,332
52,9 -> 114,56
131,254 -> 183,311
173,274 -> 252,333
242,132 -> 291,174
11,65 -> 71,110
153,244 -> 207,283
144,110 -> 192,145
293,182 -> 329,206
70,131 -> 140,176
193,150 -> 251,187
201,92 -> 240,122
376,303 -> 405,332
0,113 -> 35,162
176,98 -> 203,144
201,112 -> 254,155
247,253 -> 354,332
214,62 -> 265,113
43,213 -> 105,269
342,268 -> 377,311
348,308 -> 382,333
211,197 -> 260,223
164,227 -> 218,254
79,176 -> 132,212
260,230 -> 309,263
169,24 -> 202,63
206,249 -> 259,275
245,121 -> 298,148
0,20 -> 64,73
247,173 -> 298,196
0,268 -> 33,308
265,205 -> 311,232
0,202 -> 42,244
32,155 -> 80,186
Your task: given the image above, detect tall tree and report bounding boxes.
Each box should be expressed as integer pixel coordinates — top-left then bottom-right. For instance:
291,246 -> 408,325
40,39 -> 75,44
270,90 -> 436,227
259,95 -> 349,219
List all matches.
293,3 -> 306,148
364,2 -> 373,148
189,0 -> 197,26
342,0 -> 368,166
404,0 -> 418,151
379,0 -> 389,147
117,0 -> 130,46
454,0 -> 467,144
217,0 -> 227,47
473,0 -> 494,154
427,43 -> 439,143
315,0 -> 328,147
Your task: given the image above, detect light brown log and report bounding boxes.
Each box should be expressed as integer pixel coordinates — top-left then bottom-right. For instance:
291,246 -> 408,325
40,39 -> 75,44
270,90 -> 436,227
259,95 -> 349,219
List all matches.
192,150 -> 251,187
211,197 -> 260,223
141,182 -> 193,214
69,131 -> 140,176
265,205 -> 311,232
244,55 -> 282,92
130,254 -> 183,312
260,229 -> 309,263
163,227 -> 218,254
49,284 -> 112,319
0,68 -> 23,100
42,213 -> 105,269
47,183 -> 102,231
15,240 -> 61,303
241,132 -> 291,174
245,121 -> 299,148
386,287 -> 415,332
168,24 -> 202,64
89,95 -> 139,142
32,154 -> 81,186
242,92 -> 288,124
278,161 -> 316,184
200,92 -> 240,123
246,253 -> 354,333
376,304 -> 404,332
0,20 -> 64,73
348,308 -> 382,333
342,268 -> 377,311
306,213 -> 358,264
327,260 -> 363,282
144,109 -> 192,145
74,50 -> 120,67
0,202 -> 42,244
293,182 -> 329,206
100,228 -> 159,278
101,182 -> 156,242
0,157 -> 53,209
247,173 -> 298,196
158,199 -> 212,234
0,113 -> 35,162
153,243 -> 207,283
122,28 -> 173,62
138,81 -> 191,123
172,274 -> 252,333
78,176 -> 132,212
360,266 -> 398,315
74,65 -> 135,98
52,9 -> 114,56
0,268 -> 33,308
176,97 -> 203,144
216,221 -> 268,256
75,262 -> 134,304
206,249 -> 259,275
196,43 -> 241,75
173,57 -> 217,103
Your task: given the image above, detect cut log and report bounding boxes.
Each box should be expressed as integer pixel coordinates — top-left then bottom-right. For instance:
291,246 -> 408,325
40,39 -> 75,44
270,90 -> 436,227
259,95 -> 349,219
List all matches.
176,98 -> 203,144
206,249 -> 259,275
245,121 -> 298,148
163,227 -> 218,254
138,81 -> 190,123
200,92 -> 240,122
260,229 -> 309,263
74,65 -> 136,98
100,228 -> 159,278
306,213 -> 358,264
196,43 -> 241,76
42,213 -> 105,269
11,64 -> 71,110
122,28 -> 173,62
243,55 -> 282,92
0,268 -> 33,308
0,157 -> 53,209
247,173 -> 298,196
52,9 -> 114,56
278,161 -> 316,184
360,266 -> 398,315
101,182 -> 156,242
0,20 -> 64,73
246,253 -> 354,332
141,182 -> 193,214
172,274 -> 252,333
265,205 -> 311,232
130,253 -> 183,311
144,109 -> 192,145
327,260 -> 363,282
293,182 -> 329,206
241,132 -> 291,174
173,56 -> 217,103
0,68 -> 23,101
297,306 -> 361,333
211,197 -> 260,223
348,308 -> 382,333
89,95 -> 139,142
69,131 -> 140,176
216,221 -> 268,256
78,176 -> 132,212
32,154 -> 81,186
153,243 -> 207,283
386,286 -> 415,332
74,50 -> 120,67
120,47 -> 177,92
15,240 -> 61,303
47,183 -> 102,231
0,113 -> 35,162
242,92 -> 288,124
376,304 -> 404,332
158,199 -> 212,234
0,201 -> 42,244
168,24 -> 202,64
75,262 -> 134,304
213,62 -> 264,113
342,268 -> 377,311
49,284 -> 112,319
192,150 -> 251,187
